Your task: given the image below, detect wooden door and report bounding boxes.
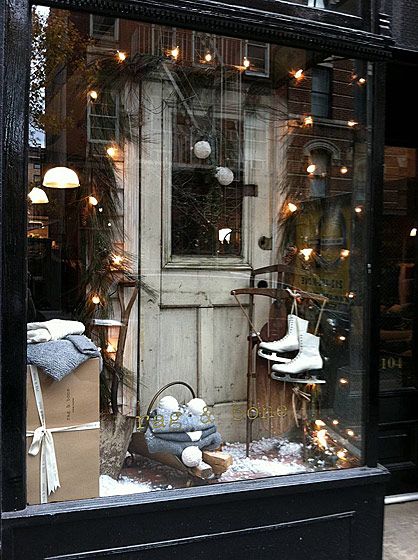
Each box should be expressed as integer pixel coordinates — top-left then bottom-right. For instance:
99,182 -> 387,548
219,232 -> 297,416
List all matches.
136,74 -> 285,442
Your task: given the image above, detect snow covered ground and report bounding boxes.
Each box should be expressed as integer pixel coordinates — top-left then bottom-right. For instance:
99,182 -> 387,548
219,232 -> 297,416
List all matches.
100,437 -> 307,496
220,437 -> 306,481
100,475 -> 154,496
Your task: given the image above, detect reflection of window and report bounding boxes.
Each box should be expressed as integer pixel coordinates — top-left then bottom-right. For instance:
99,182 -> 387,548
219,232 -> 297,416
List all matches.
309,149 -> 331,198
245,42 -> 269,77
158,27 -> 175,56
307,0 -> 352,9
90,15 -> 119,41
311,66 -> 332,118
193,33 -> 216,64
87,92 -> 119,143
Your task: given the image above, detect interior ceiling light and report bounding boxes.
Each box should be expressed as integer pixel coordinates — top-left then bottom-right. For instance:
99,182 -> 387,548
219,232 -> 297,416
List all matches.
43,167 -> 80,189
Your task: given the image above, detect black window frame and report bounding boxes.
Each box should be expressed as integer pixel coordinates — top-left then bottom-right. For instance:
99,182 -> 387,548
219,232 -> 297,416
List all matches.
1,0 -> 388,518
90,14 -> 119,42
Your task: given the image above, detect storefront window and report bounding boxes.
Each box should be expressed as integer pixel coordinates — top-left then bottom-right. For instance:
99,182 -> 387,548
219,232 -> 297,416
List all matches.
26,6 -> 371,504
379,147 -> 418,392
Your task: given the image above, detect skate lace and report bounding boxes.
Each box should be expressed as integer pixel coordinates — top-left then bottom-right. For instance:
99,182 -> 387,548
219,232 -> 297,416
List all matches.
287,345 -> 303,364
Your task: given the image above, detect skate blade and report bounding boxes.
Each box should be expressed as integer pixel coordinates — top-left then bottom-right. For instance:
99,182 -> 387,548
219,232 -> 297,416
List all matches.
270,372 -> 326,384
257,349 -> 291,363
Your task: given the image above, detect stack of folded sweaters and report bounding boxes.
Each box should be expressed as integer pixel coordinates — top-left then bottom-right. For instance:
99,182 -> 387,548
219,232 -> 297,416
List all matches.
27,319 -> 102,380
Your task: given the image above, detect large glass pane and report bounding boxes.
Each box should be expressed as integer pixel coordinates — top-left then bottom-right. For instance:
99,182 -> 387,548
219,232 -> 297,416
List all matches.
379,147 -> 418,392
27,6 -> 371,504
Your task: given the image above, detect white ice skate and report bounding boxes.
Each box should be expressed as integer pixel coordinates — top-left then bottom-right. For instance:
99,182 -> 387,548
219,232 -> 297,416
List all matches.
258,314 -> 309,362
271,331 -> 326,384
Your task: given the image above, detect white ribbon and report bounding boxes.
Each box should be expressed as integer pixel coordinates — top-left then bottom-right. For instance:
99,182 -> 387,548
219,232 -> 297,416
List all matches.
27,365 -> 99,504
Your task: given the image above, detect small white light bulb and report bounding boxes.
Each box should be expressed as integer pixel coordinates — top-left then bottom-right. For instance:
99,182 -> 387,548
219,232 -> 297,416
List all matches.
106,146 -> 117,158
300,248 -> 313,261
116,51 -> 127,62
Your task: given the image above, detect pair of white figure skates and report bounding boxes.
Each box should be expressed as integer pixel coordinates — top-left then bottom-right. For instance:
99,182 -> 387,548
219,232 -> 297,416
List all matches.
258,314 -> 326,384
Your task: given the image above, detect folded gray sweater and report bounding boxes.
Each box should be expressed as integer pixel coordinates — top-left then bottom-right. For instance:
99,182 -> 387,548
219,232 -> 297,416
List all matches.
149,425 -> 217,443
27,335 -> 102,381
145,426 -> 222,456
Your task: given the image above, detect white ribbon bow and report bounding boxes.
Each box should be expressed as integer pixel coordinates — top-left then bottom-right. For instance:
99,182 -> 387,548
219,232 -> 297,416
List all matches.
27,365 -> 99,503
28,425 -> 61,500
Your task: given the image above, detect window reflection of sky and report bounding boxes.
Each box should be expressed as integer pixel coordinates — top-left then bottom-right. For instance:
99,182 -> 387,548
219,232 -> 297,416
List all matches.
29,6 -> 49,147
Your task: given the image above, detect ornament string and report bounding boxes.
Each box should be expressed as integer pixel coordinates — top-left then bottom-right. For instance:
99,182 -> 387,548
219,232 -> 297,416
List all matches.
291,386 -> 311,427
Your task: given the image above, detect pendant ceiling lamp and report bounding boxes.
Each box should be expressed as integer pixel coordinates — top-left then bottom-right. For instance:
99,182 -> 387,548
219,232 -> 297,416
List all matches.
43,166 -> 80,189
28,187 -> 49,204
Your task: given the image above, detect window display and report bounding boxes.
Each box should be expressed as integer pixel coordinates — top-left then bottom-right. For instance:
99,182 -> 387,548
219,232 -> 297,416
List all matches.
26,6 -> 371,504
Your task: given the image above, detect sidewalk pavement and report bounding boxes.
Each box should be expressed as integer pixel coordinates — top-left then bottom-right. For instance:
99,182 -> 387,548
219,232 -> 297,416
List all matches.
384,501 -> 418,560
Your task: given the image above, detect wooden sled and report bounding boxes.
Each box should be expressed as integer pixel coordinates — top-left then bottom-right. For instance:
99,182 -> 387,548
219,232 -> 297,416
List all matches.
128,381 -> 232,481
232,264 -> 296,455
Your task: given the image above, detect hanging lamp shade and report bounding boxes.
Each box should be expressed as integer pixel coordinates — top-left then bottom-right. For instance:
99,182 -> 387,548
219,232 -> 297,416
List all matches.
43,166 -> 80,189
28,187 -> 49,204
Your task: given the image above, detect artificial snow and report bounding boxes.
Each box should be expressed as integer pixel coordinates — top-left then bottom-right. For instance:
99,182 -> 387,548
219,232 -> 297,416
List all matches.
100,437 -> 307,495
100,475 -> 153,496
220,437 -> 306,481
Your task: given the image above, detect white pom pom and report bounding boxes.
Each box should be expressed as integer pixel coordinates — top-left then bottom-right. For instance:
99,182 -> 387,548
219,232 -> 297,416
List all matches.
187,398 -> 207,415
158,395 -> 179,412
181,446 -> 202,467
215,166 -> 234,186
193,140 -> 211,159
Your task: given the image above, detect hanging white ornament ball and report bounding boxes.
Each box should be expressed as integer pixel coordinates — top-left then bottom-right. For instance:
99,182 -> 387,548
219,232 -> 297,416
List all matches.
158,395 -> 179,412
193,140 -> 211,159
215,166 -> 234,186
181,446 -> 202,467
187,398 -> 207,416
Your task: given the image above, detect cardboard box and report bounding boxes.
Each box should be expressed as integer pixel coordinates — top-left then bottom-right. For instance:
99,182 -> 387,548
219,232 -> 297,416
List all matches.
26,358 -> 100,504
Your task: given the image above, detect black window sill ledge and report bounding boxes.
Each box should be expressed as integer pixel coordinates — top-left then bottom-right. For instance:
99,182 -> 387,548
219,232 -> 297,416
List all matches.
2,465 -> 389,521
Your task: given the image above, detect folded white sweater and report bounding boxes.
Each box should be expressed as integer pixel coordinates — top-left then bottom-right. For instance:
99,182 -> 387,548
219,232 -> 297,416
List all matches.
27,319 -> 85,344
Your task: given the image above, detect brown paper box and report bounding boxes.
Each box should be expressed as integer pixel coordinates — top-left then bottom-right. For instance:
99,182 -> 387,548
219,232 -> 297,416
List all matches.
26,358 -> 100,504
